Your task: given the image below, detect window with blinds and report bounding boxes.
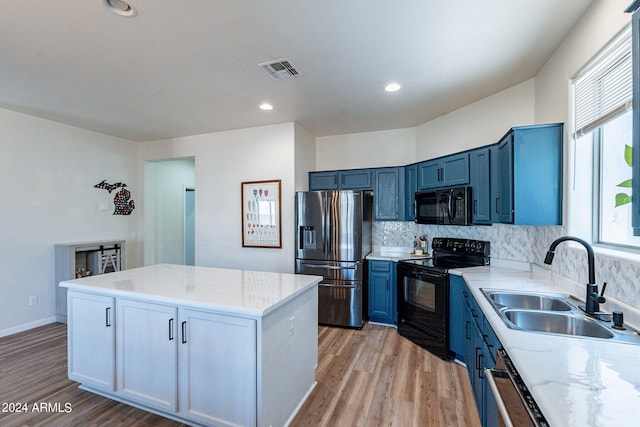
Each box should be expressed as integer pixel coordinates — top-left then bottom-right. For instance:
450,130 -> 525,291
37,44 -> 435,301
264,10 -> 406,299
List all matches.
572,24 -> 640,249
574,26 -> 632,137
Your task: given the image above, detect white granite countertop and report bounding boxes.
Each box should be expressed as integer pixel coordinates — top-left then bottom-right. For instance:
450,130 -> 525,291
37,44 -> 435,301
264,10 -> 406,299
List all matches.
451,262 -> 640,427
59,264 -> 322,318
367,246 -> 430,262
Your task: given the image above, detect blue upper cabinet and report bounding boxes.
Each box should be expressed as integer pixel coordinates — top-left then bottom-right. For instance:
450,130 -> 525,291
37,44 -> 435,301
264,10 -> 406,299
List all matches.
496,134 -> 514,223
404,164 -> 418,221
309,169 -> 373,191
494,123 -> 563,225
340,169 -> 373,189
309,167 -> 403,221
417,153 -> 469,190
374,167 -> 405,221
309,123 -> 561,226
309,171 -> 339,190
469,147 -> 493,224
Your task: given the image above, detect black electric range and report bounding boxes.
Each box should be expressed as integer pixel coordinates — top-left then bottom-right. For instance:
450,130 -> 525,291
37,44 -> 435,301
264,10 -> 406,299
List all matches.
397,237 -> 490,359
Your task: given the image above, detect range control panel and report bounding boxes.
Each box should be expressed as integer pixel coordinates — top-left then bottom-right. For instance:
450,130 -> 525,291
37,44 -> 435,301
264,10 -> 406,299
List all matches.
432,237 -> 490,256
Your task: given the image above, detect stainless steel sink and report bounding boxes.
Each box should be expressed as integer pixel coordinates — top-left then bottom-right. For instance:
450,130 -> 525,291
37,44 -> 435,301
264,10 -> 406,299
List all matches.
481,288 -> 640,344
486,291 -> 572,311
502,309 -> 614,339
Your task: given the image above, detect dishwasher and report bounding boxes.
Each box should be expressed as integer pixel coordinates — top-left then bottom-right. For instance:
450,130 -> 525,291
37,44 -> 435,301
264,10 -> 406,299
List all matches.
485,348 -> 549,427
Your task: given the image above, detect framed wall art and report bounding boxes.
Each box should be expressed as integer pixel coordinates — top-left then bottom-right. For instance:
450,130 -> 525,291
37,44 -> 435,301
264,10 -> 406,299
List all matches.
241,179 -> 282,248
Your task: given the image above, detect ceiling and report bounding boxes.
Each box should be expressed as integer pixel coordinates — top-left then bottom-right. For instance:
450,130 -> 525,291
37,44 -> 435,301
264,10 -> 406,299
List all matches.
0,0 -> 595,142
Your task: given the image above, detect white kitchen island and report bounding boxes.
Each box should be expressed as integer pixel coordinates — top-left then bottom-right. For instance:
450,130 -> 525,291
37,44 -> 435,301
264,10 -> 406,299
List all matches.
59,264 -> 321,427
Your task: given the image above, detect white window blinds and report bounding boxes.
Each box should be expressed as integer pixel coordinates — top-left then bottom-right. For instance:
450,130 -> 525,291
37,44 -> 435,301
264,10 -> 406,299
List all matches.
574,26 -> 632,137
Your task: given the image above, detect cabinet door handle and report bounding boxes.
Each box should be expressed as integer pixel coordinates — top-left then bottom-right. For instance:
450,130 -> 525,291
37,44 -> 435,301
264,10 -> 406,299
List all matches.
475,347 -> 486,378
181,321 -> 187,344
473,199 -> 477,214
495,197 -> 500,213
105,307 -> 112,327
465,320 -> 470,340
169,318 -> 174,341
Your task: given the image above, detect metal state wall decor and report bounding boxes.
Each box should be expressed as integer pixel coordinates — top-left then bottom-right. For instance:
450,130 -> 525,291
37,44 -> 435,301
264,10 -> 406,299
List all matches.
94,180 -> 135,215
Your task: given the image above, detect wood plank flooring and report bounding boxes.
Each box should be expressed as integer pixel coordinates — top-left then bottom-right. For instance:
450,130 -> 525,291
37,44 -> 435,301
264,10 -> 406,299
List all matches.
289,324 -> 480,427
0,322 -> 480,427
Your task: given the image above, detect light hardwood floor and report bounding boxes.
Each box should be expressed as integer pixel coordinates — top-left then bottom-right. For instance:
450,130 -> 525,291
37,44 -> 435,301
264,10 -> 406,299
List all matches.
0,322 -> 480,426
289,324 -> 480,427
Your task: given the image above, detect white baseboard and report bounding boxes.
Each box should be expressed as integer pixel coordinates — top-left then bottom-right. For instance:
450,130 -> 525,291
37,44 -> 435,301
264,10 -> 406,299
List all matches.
0,316 -> 59,338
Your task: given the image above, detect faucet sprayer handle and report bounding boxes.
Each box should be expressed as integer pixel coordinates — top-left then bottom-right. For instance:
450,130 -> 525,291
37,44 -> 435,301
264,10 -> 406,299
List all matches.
595,282 -> 607,304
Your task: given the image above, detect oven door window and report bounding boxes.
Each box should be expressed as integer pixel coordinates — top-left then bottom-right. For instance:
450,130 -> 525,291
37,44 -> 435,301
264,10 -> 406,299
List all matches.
404,276 -> 436,312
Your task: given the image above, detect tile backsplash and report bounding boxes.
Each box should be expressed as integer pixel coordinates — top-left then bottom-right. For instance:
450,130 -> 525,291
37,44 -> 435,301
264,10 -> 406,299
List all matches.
373,222 -> 640,310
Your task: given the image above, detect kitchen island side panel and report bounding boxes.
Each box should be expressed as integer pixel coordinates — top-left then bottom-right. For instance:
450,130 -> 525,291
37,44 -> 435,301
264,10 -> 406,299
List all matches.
258,285 -> 318,427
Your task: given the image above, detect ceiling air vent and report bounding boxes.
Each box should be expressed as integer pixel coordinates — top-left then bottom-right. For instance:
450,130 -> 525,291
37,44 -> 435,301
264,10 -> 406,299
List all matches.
258,59 -> 301,80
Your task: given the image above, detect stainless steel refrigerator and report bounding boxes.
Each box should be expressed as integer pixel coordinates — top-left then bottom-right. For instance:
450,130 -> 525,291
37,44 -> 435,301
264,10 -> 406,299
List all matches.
295,190 -> 372,328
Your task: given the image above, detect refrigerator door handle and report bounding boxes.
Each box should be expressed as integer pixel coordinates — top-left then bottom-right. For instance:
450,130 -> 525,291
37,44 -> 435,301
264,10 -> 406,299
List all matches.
319,283 -> 357,289
301,263 -> 358,270
323,195 -> 330,256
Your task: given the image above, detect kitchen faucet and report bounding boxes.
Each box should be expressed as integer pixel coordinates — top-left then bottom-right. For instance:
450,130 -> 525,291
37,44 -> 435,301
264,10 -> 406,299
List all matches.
544,236 -> 608,318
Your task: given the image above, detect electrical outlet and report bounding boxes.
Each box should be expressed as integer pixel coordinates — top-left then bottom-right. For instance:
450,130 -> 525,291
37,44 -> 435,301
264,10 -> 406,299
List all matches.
289,315 -> 295,336
28,296 -> 38,306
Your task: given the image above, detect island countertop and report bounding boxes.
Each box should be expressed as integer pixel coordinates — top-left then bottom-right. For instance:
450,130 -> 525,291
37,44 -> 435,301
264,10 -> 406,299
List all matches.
59,263 -> 322,318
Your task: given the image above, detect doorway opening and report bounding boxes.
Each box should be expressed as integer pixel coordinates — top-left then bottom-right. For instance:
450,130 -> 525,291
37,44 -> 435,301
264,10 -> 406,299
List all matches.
144,158 -> 195,266
184,188 -> 195,265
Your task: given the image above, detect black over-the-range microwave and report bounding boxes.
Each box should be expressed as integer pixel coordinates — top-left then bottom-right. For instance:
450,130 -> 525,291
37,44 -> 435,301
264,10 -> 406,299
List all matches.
414,186 -> 473,225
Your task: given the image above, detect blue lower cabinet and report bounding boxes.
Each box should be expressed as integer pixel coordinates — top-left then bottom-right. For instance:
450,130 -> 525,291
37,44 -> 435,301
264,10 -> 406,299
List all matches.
454,277 -> 501,427
367,260 -> 396,325
449,275 -> 467,360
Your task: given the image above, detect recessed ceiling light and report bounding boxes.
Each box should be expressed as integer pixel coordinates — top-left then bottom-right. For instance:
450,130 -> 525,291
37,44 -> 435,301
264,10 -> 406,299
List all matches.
102,0 -> 137,17
259,103 -> 274,111
385,83 -> 401,93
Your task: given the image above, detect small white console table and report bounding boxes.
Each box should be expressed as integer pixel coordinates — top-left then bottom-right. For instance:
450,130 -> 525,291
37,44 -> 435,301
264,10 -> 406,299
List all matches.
55,240 -> 125,322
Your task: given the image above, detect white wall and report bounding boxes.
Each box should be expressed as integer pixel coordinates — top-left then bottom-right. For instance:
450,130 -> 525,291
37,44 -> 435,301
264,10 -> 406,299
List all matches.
531,0 -> 640,310
294,123 -> 316,191
415,79 -> 535,160
535,0 -> 631,125
0,107 -> 138,335
315,127 -> 416,170
5,0 -> 638,334
138,123 -> 297,273
313,80 -> 534,168
535,0 -> 631,230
